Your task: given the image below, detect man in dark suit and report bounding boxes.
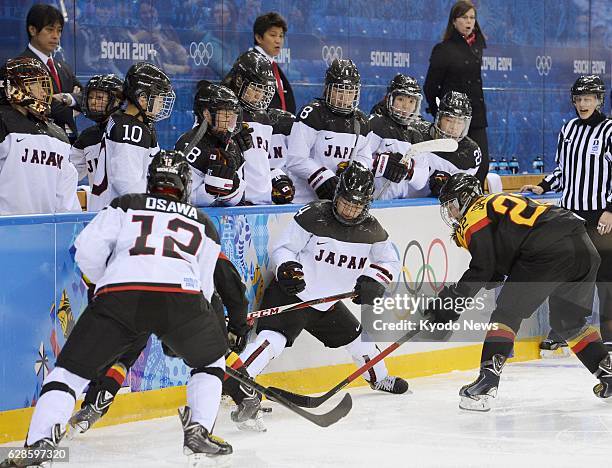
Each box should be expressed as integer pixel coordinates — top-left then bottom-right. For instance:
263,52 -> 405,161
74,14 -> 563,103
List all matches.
252,12 -> 295,114
18,4 -> 82,142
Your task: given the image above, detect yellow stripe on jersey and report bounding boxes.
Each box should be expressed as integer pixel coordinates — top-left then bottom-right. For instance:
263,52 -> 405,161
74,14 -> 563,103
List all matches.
455,195 -> 493,249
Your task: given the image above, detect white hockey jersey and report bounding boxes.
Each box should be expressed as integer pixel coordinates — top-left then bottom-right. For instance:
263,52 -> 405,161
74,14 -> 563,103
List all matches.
286,99 -> 373,203
69,123 -> 105,187
89,112 -> 159,211
0,105 -> 80,215
268,108 -> 294,172
74,193 -> 220,300
242,108 -> 273,204
368,112 -> 430,199
271,201 -> 399,310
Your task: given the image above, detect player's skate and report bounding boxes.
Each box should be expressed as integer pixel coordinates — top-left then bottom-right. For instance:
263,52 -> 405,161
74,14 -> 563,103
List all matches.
369,375 -> 410,394
231,387 -> 267,432
0,424 -> 64,467
179,406 -> 232,467
593,354 -> 612,400
459,355 -> 506,412
539,334 -> 570,359
66,389 -> 114,437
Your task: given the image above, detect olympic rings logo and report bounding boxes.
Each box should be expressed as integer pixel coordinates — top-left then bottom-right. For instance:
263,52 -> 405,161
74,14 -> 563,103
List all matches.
189,42 -> 214,66
401,238 -> 449,294
535,55 -> 552,76
322,45 -> 343,65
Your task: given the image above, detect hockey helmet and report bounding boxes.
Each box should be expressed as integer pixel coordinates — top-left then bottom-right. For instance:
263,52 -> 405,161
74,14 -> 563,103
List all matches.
147,150 -> 192,202
123,62 -> 175,122
433,91 -> 472,141
571,75 -> 605,110
324,59 -> 361,115
332,161 -> 374,225
0,57 -> 53,120
194,81 -> 242,137
223,51 -> 275,111
438,173 -> 482,228
81,74 -> 124,123
386,74 -> 422,125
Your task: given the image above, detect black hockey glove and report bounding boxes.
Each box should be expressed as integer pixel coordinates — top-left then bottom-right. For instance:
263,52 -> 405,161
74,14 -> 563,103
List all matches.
227,322 -> 252,354
429,170 -> 451,197
314,175 -> 339,200
205,164 -> 238,196
375,152 -> 414,183
82,273 -> 96,304
277,261 -> 306,295
423,285 -> 461,325
234,124 -> 254,153
271,174 -> 295,204
352,275 -> 386,305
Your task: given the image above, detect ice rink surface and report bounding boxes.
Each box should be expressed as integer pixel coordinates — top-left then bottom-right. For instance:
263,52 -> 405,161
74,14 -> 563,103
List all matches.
4,356 -> 612,467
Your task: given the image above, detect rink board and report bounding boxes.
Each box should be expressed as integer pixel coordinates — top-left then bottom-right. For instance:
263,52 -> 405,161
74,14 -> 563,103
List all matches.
0,199 -> 552,442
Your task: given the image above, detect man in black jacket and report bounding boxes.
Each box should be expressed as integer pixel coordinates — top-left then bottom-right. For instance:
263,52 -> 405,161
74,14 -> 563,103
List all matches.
18,4 -> 82,142
424,2 -> 488,184
252,12 -> 295,114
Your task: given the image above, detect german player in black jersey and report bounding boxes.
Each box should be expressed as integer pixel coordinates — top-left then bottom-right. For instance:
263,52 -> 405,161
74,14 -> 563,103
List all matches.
176,81 -> 250,206
222,50 -> 276,204
89,62 -> 174,211
0,57 -> 80,215
425,174 -> 612,412
1,151 -> 232,467
229,163 -> 409,430
69,74 -> 123,188
286,59 -> 372,203
522,76 -> 612,354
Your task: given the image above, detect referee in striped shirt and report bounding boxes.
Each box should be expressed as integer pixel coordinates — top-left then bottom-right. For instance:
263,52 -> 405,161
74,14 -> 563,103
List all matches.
523,75 -> 612,349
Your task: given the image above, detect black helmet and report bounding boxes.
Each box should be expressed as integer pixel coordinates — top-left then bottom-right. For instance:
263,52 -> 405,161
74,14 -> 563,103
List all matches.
438,173 -> 483,228
385,74 -> 422,125
123,62 -> 175,122
433,91 -> 472,141
223,51 -> 275,111
332,161 -> 374,225
81,74 -> 124,123
571,75 -> 605,110
0,57 -> 53,120
147,150 -> 192,202
194,80 -> 242,137
324,59 -> 361,115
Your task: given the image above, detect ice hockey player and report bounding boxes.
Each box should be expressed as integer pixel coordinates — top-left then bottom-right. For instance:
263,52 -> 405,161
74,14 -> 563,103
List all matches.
1,151 -> 232,467
69,74 -> 123,188
231,162 -> 409,429
222,50 -> 276,204
285,59 -> 372,203
370,73 -> 431,135
268,107 -> 296,204
0,57 -> 80,215
425,173 -> 612,412
68,252 -> 252,437
176,80 -> 251,206
368,74 -> 430,199
89,62 -> 174,211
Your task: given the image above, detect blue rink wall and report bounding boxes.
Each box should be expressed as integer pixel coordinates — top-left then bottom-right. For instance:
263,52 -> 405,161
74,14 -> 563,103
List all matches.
0,0 -> 610,171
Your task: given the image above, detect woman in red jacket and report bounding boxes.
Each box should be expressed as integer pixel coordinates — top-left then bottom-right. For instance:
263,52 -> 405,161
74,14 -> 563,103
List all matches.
424,0 -> 489,185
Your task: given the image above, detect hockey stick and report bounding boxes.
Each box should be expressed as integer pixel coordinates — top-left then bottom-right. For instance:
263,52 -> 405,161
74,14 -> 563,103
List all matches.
268,323 -> 426,408
375,138 -> 459,199
246,291 -> 356,323
181,119 -> 209,159
224,367 -> 352,427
